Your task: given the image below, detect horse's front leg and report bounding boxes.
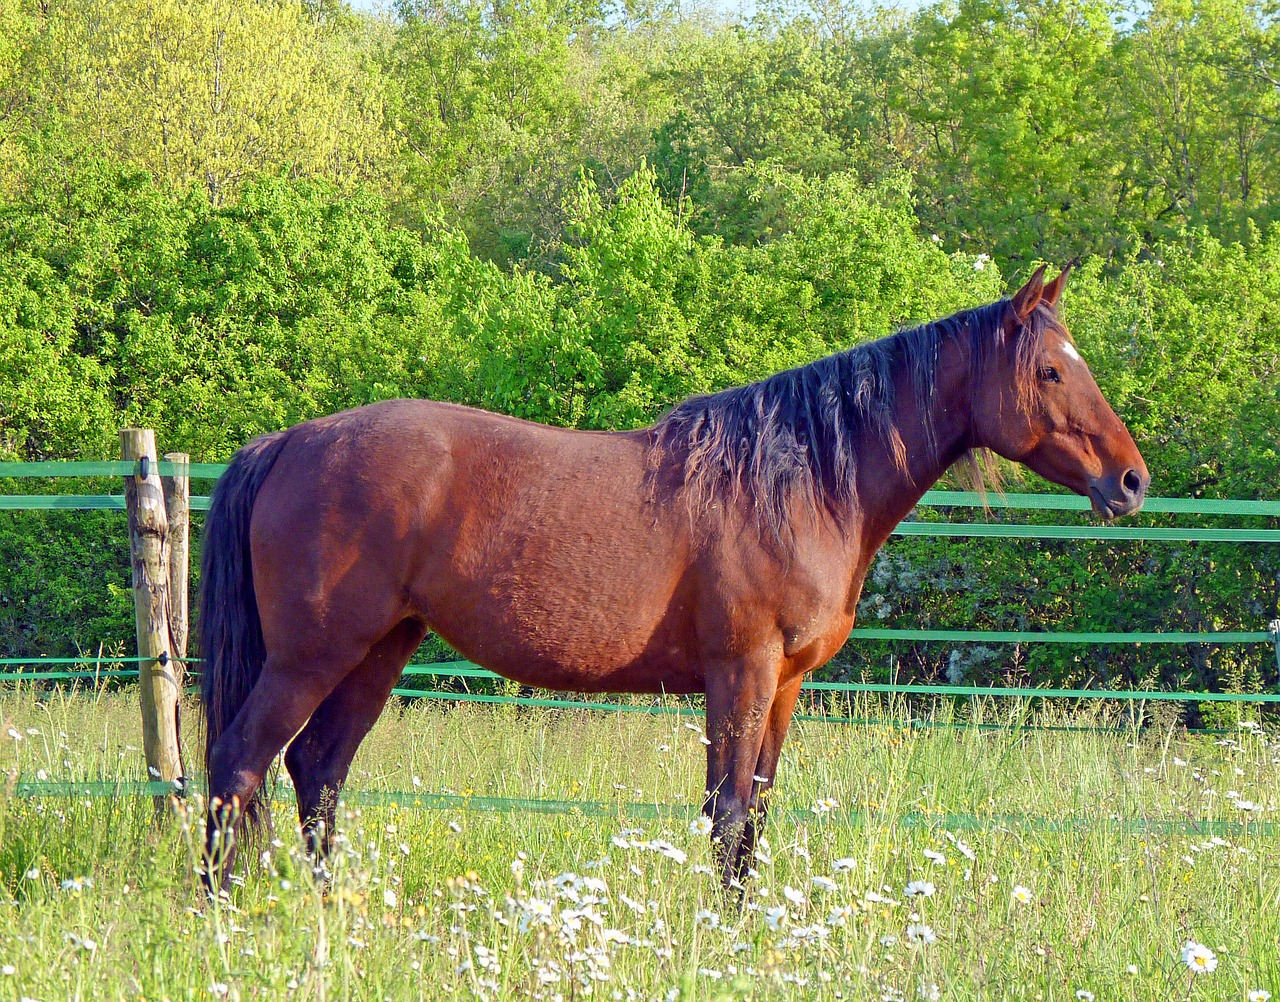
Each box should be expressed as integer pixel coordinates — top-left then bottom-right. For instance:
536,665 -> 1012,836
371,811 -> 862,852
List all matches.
703,655 -> 783,892
739,675 -> 803,868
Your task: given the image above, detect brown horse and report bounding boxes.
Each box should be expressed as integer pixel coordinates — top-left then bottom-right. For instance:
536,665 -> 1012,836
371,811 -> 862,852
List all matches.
198,265 -> 1148,891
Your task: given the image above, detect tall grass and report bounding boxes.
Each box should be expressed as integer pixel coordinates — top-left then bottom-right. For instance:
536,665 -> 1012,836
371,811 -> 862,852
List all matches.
1,687 -> 1278,1000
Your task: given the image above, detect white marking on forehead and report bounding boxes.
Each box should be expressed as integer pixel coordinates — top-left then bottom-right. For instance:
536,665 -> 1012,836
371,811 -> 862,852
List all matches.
1061,340 -> 1081,362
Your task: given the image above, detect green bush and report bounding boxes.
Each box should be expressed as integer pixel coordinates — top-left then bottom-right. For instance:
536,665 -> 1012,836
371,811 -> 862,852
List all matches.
0,163 -> 1275,702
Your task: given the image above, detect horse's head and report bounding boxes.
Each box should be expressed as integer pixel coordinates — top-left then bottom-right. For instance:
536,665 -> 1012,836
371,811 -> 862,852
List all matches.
972,265 -> 1149,518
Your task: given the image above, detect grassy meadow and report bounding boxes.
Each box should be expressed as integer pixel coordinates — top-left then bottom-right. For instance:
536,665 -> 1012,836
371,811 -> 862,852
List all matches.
1,686 -> 1278,1001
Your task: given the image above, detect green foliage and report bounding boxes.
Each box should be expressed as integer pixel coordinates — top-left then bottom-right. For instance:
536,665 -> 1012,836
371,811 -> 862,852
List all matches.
388,0 -> 607,264
0,510 -> 132,658
643,0 -> 1280,265
848,234 -> 1280,700
896,0 -> 1120,263
4,0 -> 1280,265
17,0 -> 395,204
0,0 -> 1276,696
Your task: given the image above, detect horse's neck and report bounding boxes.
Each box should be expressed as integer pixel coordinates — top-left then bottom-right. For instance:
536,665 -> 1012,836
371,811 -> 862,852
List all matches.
852,339 -> 974,552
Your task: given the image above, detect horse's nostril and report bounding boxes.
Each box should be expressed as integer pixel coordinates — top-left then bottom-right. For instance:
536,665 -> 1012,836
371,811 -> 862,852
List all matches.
1122,469 -> 1143,495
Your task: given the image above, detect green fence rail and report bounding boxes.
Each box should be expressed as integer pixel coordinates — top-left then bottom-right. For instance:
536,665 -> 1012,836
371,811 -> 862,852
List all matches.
1,496 -> 1274,535
3,460 -> 1278,706
4,642 -> 1280,704
0,494 -> 214,511
0,460 -> 226,478
9,778 -> 1280,837
6,462 -> 1280,513
6,492 -> 1277,532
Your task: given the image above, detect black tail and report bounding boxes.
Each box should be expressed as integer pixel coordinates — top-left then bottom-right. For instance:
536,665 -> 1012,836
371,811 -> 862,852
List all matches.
199,431 -> 289,831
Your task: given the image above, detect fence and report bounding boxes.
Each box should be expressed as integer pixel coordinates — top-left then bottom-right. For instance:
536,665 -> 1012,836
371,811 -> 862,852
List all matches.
4,456 -> 1279,685
4,451 -> 1280,810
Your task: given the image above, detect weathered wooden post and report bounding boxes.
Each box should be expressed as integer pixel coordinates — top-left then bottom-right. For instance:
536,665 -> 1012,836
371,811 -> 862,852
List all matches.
162,453 -> 190,665
162,452 -> 190,778
121,429 -> 185,809
1271,619 -> 1280,683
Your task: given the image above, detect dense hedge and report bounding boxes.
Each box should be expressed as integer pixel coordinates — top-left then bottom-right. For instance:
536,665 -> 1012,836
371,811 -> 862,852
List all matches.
1,164 -> 1277,701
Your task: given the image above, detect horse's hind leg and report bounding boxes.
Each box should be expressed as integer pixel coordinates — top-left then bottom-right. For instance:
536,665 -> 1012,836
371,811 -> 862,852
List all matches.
204,640 -> 371,891
285,618 -> 427,862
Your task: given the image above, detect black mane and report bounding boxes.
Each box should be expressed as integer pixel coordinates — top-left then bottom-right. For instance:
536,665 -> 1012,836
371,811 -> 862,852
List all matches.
651,298 -> 1054,539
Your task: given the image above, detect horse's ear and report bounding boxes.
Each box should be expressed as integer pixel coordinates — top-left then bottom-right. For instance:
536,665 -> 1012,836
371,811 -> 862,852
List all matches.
1041,264 -> 1070,311
1010,264 -> 1048,325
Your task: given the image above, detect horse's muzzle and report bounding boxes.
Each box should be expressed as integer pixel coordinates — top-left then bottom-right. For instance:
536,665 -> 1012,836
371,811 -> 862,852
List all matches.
1088,468 -> 1149,519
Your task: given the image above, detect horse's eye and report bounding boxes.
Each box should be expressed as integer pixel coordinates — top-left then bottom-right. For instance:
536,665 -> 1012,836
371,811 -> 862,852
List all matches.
1038,366 -> 1060,383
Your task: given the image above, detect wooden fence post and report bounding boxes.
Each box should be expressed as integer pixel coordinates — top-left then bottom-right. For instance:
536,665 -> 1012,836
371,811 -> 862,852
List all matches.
162,452 -> 190,777
162,453 -> 190,665
1271,619 -> 1280,684
121,429 -> 184,809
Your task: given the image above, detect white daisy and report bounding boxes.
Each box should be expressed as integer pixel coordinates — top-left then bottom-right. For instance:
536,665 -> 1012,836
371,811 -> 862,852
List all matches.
1181,940 -> 1217,974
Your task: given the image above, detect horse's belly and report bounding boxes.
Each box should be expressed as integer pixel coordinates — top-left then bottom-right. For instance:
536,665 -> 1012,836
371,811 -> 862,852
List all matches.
404,426 -> 705,693
480,650 -> 706,696
428,591 -> 705,696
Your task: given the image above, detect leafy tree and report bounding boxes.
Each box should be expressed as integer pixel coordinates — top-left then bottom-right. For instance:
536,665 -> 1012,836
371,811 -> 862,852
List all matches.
0,0 -> 1277,702
389,0 -> 605,263
887,0 -> 1119,264
1110,0 -> 1280,244
8,0 -> 395,204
